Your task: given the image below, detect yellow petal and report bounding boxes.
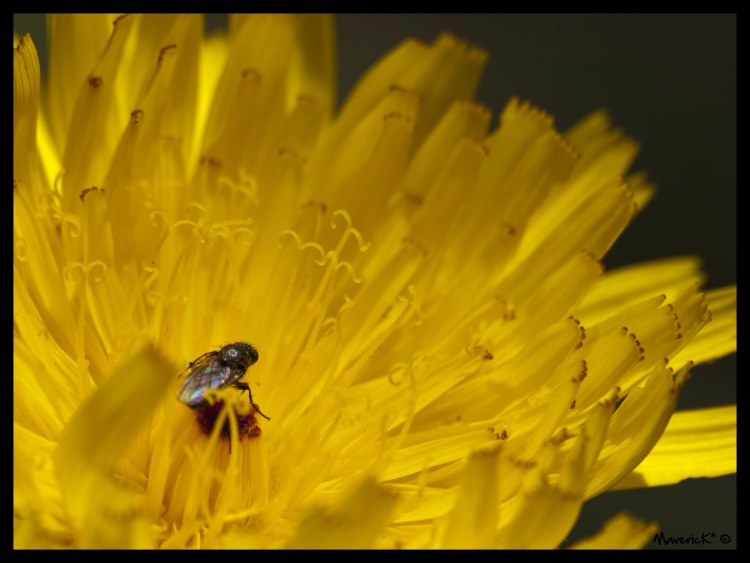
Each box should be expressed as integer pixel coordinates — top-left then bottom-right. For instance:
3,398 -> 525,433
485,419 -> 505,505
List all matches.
13,203 -> 78,365
198,14 -> 298,178
571,512 -> 658,549
47,14 -> 113,154
14,424 -> 69,544
54,345 -> 176,547
139,15 -> 203,182
441,448 -> 499,548
334,33 -> 486,150
13,34 -> 49,197
495,430 -> 588,549
283,477 -> 396,549
585,361 -> 690,498
288,14 -> 336,117
610,405 -> 736,490
62,14 -> 137,210
672,286 -> 736,366
495,484 -> 583,549
191,32 -> 228,171
576,257 -> 705,326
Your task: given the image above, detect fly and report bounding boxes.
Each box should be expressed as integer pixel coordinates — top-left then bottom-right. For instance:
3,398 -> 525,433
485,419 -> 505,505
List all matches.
178,342 -> 270,420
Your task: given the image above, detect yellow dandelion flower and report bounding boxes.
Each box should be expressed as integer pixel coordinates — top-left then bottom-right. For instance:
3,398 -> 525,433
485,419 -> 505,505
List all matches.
14,14 -> 736,550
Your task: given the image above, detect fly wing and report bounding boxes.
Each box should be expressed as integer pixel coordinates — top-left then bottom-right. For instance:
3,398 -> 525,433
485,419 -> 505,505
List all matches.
178,362 -> 234,407
186,350 -> 219,370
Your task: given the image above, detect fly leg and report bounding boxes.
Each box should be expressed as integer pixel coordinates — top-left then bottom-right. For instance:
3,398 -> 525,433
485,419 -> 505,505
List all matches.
233,381 -> 271,420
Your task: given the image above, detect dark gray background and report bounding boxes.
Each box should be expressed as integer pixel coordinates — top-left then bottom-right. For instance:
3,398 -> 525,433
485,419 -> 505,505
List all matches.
14,13 -> 736,549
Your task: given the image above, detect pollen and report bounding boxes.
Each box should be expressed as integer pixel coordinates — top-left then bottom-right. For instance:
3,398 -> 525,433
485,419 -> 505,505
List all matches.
194,401 -> 261,439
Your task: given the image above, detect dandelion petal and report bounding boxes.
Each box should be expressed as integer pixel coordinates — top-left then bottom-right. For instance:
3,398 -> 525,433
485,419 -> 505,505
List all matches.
610,405 -> 736,490
571,513 -> 658,549
441,449 -> 499,549
54,346 -> 175,547
283,478 -> 396,549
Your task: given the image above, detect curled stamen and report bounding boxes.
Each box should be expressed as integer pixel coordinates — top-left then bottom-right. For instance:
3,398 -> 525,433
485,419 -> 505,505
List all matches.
337,294 -> 355,318
215,175 -> 234,196
86,260 -> 108,283
300,241 -> 327,262
278,229 -> 303,248
232,227 -> 254,245
331,209 -> 372,253
149,210 -> 169,233
60,212 -> 82,238
170,219 -> 199,232
312,250 -> 363,284
330,208 -> 352,230
278,231 -> 328,266
387,362 -> 409,387
207,224 -> 232,239
349,227 -> 371,253
63,262 -> 86,285
314,250 -> 332,267
14,238 -> 28,261
320,317 -> 339,338
334,259 -> 362,284
62,261 -> 107,285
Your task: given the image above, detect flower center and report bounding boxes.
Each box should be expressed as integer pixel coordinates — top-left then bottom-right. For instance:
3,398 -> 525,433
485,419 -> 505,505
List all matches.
193,400 -> 262,439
